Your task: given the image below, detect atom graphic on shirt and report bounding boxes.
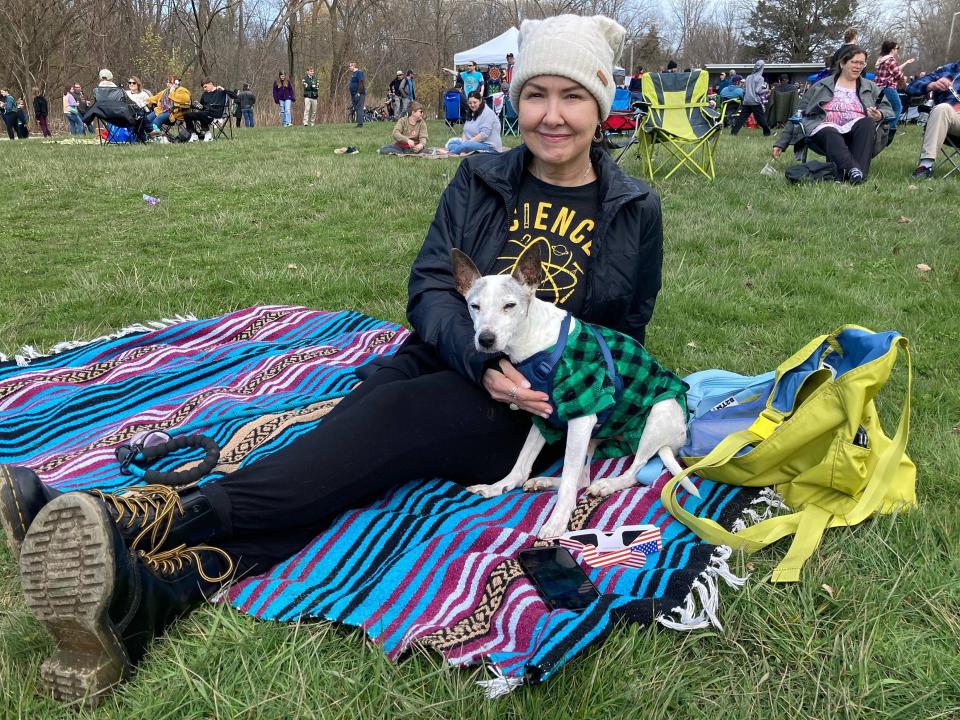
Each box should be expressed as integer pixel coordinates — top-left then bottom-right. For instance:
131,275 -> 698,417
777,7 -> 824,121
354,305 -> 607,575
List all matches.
497,235 -> 582,305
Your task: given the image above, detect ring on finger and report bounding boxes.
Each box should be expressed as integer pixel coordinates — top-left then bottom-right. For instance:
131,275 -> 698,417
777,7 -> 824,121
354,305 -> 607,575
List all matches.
508,384 -> 520,401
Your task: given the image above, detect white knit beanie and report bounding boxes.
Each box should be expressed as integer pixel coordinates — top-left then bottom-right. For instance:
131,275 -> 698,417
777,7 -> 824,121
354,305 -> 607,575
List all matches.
509,14 -> 626,121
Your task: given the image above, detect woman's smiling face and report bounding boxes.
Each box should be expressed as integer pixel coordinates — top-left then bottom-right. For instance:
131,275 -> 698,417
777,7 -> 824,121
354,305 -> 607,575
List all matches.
518,75 -> 599,170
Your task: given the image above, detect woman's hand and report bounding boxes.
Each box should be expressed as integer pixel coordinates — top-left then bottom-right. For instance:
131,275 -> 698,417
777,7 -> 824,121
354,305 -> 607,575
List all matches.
772,146 -> 782,159
867,106 -> 883,122
482,358 -> 552,418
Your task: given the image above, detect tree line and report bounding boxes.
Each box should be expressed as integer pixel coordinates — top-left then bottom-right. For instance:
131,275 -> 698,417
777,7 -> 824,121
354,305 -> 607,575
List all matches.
1,0 -> 955,126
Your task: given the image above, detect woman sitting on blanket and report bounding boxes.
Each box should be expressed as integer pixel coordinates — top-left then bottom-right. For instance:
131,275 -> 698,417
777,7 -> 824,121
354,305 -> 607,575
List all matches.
378,101 -> 428,154
446,91 -> 503,154
0,13 -> 665,707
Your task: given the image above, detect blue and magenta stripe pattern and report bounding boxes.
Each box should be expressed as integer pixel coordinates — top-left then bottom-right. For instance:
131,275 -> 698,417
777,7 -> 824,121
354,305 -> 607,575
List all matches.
0,306 -> 757,686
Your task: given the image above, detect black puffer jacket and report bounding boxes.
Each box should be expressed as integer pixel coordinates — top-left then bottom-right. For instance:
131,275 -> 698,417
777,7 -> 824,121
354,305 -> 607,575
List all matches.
407,144 -> 663,384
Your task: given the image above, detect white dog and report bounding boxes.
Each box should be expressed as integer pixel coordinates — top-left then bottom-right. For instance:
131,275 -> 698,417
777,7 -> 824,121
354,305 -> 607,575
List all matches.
452,248 -> 698,539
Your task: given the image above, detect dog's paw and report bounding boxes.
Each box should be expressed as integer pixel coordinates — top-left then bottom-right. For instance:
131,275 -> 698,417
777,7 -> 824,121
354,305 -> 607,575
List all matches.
537,515 -> 569,539
587,476 -> 633,498
523,476 -> 560,492
466,483 -> 502,498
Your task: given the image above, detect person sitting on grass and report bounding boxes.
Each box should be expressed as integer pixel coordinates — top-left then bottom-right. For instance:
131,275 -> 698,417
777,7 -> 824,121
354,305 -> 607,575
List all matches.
446,91 -> 502,154
0,12 -> 666,710
145,76 -> 191,137
378,101 -> 428,154
906,59 -> 960,179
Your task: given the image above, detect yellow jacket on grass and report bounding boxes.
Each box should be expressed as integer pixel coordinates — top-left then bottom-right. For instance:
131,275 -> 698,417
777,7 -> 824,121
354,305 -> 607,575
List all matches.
145,86 -> 191,121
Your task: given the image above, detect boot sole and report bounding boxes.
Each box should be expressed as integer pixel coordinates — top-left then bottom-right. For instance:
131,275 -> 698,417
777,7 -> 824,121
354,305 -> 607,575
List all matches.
0,464 -> 30,562
19,494 -> 131,708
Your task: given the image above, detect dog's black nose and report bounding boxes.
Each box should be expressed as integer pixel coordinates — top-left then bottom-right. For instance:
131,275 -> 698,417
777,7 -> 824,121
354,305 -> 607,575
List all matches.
477,331 -> 496,350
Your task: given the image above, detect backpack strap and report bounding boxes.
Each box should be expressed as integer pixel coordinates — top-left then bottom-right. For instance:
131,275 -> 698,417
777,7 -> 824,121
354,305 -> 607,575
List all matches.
660,336 -> 911,582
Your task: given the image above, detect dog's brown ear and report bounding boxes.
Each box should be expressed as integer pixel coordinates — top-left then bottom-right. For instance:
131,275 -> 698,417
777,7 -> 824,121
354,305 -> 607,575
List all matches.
513,243 -> 543,289
451,249 -> 482,296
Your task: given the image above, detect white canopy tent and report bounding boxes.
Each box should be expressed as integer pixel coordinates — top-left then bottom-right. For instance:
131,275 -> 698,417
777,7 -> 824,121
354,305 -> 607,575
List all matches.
454,27 -> 518,66
453,26 -> 626,73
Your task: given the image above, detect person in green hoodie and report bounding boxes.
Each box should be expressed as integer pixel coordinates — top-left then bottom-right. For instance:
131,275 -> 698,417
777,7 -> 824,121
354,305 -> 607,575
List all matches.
302,67 -> 319,126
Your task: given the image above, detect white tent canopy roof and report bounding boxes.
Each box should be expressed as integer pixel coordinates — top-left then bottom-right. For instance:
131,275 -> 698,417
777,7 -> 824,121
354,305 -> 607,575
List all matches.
453,26 -> 625,73
454,27 -> 518,66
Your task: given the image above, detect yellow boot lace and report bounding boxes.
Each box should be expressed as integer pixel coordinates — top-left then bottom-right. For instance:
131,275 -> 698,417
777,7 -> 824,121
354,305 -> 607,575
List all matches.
89,484 -> 184,552
141,543 -> 235,584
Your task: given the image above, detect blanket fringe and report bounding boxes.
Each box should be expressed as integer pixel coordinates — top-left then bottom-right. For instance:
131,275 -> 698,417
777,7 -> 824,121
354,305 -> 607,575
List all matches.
656,545 -> 743,631
730,487 -> 790,532
476,663 -> 524,699
656,487 -> 789,632
1,315 -> 196,367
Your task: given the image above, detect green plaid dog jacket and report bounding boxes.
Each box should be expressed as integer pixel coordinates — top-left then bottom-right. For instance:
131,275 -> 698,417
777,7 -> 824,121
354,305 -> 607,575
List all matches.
516,314 -> 688,459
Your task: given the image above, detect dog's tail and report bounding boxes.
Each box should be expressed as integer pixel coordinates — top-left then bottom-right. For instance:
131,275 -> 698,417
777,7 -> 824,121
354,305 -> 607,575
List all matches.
658,446 -> 700,498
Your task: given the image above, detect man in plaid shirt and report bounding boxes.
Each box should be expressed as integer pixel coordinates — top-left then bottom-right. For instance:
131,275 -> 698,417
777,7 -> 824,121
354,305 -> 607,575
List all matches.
907,60 -> 960,178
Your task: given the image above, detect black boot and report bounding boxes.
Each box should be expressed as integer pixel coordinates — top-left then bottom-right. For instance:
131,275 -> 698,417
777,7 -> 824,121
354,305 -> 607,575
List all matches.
88,483 -> 223,553
0,464 -> 63,562
18,492 -> 233,708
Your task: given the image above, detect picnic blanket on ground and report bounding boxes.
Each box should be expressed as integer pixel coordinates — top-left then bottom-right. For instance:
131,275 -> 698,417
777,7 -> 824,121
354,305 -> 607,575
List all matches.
0,305 -> 769,693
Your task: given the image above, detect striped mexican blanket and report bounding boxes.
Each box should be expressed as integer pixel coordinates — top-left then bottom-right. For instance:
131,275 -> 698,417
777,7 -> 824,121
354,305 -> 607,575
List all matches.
0,306 -> 763,693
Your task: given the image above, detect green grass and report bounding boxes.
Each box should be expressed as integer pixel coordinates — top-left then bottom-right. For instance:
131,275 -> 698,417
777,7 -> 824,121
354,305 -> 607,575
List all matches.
1,122 -> 959,719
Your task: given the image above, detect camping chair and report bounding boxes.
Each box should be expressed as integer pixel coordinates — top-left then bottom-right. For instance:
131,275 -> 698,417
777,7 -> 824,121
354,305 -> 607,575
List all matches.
95,117 -> 138,145
629,70 -> 728,180
502,96 -> 519,136
443,90 -> 462,133
785,114 -> 890,165
767,89 -> 800,127
932,133 -> 960,179
211,101 -> 233,141
602,87 -> 639,137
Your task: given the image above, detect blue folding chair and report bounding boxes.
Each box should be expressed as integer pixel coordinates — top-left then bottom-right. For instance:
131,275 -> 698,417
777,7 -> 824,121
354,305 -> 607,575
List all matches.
444,90 -> 462,133
502,96 -> 519,136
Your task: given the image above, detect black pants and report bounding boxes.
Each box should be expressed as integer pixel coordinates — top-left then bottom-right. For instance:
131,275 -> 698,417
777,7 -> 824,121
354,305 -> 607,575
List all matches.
807,118 -> 877,178
730,103 -> 771,136
183,110 -> 214,135
3,112 -> 15,140
201,337 -> 560,576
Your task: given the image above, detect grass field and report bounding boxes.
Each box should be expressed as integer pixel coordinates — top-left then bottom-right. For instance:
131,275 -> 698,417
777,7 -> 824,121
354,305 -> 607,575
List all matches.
1,121 -> 958,719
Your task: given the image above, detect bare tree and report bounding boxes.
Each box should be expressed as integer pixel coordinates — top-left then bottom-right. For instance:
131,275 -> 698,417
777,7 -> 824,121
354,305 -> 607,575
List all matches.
0,0 -> 97,96
171,0 -> 242,76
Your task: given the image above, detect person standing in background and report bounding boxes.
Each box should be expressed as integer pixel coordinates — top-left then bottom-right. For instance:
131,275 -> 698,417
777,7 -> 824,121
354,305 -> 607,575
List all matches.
401,70 -> 416,116
71,83 -> 93,134
1,89 -> 18,140
503,52 -> 515,91
347,61 -> 366,127
302,67 -> 319,126
389,71 -> 403,118
273,72 -> 295,127
237,83 -> 256,128
32,87 -> 51,137
62,87 -> 83,134
730,59 -> 772,136
873,40 -> 914,146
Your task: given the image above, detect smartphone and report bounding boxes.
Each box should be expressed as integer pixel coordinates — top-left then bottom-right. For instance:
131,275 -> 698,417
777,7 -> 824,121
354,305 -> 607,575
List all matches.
517,546 -> 600,611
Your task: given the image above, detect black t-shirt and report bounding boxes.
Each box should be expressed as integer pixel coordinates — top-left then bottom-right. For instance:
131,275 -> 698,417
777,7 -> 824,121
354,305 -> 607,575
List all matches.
489,172 -> 600,317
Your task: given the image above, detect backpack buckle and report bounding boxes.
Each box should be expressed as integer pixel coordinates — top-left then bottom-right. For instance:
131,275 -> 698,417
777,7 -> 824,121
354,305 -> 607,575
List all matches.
748,411 -> 781,440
